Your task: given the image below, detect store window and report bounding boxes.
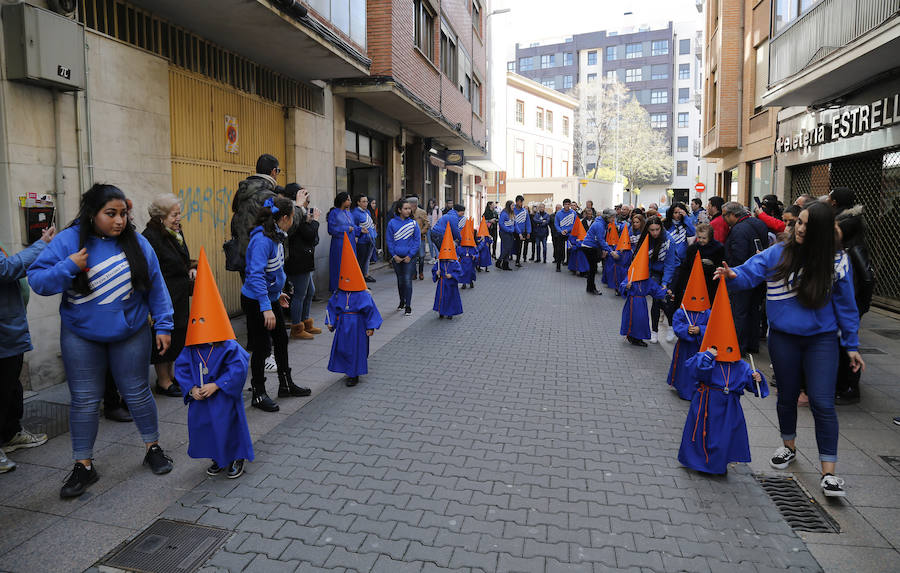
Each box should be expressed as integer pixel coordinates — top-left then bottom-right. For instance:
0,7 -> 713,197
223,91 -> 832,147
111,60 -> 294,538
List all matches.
750,158 -> 772,199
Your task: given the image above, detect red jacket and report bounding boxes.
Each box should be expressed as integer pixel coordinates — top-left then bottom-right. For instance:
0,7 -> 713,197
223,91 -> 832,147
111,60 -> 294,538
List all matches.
710,214 -> 730,243
756,210 -> 786,234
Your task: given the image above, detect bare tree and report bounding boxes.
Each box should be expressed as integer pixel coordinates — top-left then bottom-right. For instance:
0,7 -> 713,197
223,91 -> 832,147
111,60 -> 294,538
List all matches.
572,78 -> 627,177
612,97 -> 672,190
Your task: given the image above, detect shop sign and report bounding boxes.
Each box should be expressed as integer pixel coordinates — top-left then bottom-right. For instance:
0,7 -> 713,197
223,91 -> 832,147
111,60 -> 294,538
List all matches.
445,150 -> 465,166
775,93 -> 900,153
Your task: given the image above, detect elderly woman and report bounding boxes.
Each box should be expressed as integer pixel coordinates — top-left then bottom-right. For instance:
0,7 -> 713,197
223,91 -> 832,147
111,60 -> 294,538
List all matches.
142,193 -> 196,396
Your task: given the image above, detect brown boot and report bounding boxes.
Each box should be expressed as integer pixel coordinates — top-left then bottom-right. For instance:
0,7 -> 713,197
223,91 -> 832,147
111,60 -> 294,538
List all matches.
303,318 -> 322,334
290,323 -> 314,340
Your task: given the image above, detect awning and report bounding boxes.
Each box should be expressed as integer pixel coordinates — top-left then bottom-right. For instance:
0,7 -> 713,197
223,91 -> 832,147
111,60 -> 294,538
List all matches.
429,155 -> 446,168
447,165 -> 464,175
467,158 -> 504,173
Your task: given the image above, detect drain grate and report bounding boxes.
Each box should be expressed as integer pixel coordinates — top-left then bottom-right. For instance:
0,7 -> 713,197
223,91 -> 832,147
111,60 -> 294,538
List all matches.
21,400 -> 69,440
872,329 -> 900,340
880,456 -> 900,473
103,519 -> 230,573
857,346 -> 886,355
754,475 -> 840,533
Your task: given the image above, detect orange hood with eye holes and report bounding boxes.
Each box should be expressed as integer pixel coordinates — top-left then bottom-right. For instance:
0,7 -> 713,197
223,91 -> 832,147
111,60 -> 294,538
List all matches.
184,247 -> 236,346
699,278 -> 741,362
681,252 -> 711,312
338,232 -> 367,291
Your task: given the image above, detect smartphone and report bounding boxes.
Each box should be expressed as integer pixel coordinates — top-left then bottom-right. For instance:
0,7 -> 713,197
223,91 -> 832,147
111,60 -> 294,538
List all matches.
753,196 -> 763,209
754,238 -> 763,252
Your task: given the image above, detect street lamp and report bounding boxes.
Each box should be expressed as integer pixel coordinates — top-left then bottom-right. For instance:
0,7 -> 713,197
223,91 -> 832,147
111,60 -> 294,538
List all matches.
488,8 -> 511,17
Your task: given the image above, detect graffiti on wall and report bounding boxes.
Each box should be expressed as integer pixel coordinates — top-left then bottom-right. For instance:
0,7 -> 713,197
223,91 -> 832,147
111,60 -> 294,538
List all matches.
176,186 -> 234,228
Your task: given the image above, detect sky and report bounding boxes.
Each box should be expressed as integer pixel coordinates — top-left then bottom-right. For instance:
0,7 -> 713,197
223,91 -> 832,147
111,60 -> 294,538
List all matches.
492,0 -> 704,58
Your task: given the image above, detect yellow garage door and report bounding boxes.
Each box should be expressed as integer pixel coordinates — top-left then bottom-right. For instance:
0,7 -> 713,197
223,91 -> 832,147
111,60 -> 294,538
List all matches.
169,68 -> 287,313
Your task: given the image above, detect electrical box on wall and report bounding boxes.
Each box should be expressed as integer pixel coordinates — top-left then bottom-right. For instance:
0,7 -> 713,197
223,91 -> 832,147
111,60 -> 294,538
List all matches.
2,2 -> 85,91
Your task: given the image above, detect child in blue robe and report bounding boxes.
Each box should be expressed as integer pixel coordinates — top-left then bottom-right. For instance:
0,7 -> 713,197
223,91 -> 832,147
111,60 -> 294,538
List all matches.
433,259 -> 464,318
619,277 -> 669,346
326,290 -> 383,386
476,235 -> 493,271
566,234 -> 589,273
457,245 -> 477,288
667,308 -> 711,400
678,349 -> 768,474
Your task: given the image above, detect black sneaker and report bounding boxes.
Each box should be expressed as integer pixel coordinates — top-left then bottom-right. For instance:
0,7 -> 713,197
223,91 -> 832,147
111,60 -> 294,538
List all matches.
251,391 -> 280,412
365,275 -> 376,283
207,461 -> 224,476
143,444 -> 173,475
346,376 -> 359,387
893,416 -> 900,426
397,302 -> 405,310
626,336 -> 648,347
60,462 -> 98,498
820,473 -> 846,497
104,405 -> 132,423
769,446 -> 796,470
227,460 -> 245,479
155,380 -> 182,397
404,306 -> 412,316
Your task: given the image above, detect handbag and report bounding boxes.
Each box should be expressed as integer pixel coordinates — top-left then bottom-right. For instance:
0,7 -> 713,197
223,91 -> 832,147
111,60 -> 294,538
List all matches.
223,237 -> 244,272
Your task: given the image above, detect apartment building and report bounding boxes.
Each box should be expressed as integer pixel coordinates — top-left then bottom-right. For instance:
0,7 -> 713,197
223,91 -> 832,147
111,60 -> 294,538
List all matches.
506,73 -> 576,179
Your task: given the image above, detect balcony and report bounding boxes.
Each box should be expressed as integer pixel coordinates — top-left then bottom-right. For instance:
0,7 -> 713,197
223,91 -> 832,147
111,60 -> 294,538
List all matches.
764,0 -> 900,107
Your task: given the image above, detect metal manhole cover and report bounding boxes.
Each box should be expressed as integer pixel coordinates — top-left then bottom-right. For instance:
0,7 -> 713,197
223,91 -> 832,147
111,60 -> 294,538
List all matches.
880,456 -> 900,472
103,519 -> 230,573
21,400 -> 69,440
872,329 -> 900,340
754,474 -> 840,533
858,346 -> 886,355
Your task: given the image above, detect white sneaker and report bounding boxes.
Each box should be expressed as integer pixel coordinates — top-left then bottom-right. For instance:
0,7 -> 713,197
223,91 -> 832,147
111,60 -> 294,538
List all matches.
0,450 -> 15,473
649,332 -> 659,344
820,474 -> 846,497
264,354 -> 277,372
2,428 -> 48,452
665,330 -> 676,343
769,446 -> 797,470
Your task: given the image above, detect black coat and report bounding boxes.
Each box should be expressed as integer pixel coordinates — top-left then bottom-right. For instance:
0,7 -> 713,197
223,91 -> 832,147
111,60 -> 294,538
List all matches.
674,240 -> 725,308
724,215 -> 768,267
285,207 -> 320,275
836,204 -> 873,315
142,221 -> 193,328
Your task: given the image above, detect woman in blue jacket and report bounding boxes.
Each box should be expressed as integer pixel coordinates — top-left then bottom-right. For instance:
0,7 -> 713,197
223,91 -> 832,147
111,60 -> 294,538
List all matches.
240,196 -> 309,414
495,201 -> 516,271
638,217 -> 678,344
327,192 -> 358,293
28,184 -> 176,498
353,195 -> 377,282
386,199 -> 421,316
716,202 -> 863,498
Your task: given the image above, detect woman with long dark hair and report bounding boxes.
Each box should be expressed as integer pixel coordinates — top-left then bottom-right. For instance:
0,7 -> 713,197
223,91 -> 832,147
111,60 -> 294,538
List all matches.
495,200 -> 516,270
352,194 -> 376,282
386,199 -> 420,316
636,216 -> 677,344
29,184 -> 176,498
327,192 -> 358,293
716,202 -> 864,497
483,201 -> 498,257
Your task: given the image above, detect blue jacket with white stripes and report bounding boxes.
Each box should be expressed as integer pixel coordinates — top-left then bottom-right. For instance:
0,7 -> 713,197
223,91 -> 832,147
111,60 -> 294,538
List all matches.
386,216 -> 421,259
240,226 -> 287,311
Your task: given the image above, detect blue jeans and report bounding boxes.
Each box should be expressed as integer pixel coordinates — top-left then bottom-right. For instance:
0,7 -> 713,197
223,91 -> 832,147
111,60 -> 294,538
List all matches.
357,241 -> 373,276
768,329 -> 840,462
61,324 -> 159,460
534,235 -> 548,261
288,271 -> 315,323
394,259 -> 414,306
416,237 -> 426,274
499,231 -> 514,261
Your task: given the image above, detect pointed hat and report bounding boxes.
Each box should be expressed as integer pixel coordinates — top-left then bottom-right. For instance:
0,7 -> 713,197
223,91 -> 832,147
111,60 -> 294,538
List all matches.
699,278 -> 741,362
614,225 -> 631,251
184,247 -> 236,346
627,237 -> 651,282
681,252 -> 711,312
460,217 -> 476,247
605,222 -> 620,246
438,225 -> 458,260
338,232 -> 367,291
572,216 -> 587,240
477,217 -> 490,238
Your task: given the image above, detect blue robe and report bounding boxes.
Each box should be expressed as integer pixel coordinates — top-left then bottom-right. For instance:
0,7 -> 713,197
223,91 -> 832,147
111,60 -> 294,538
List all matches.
327,208 -> 358,293
432,259 -> 464,317
678,352 -> 769,474
476,237 -> 493,267
325,290 -> 383,377
457,245 -> 478,285
607,249 -> 633,290
667,308 -> 711,400
175,340 -> 254,467
618,277 -> 668,340
566,236 -> 589,272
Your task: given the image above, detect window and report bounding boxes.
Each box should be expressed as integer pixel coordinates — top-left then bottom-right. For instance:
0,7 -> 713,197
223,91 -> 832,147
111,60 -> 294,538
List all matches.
606,70 -> 617,81
472,1 -> 482,36
750,158 -> 773,198
678,63 -> 690,80
458,45 -> 472,98
541,79 -> 555,89
515,100 -> 524,124
563,75 -> 573,89
562,116 -> 570,137
519,57 -> 533,71
651,40 -> 668,56
536,107 -> 544,130
515,138 -> 525,178
587,51 -> 597,65
414,0 -> 435,60
507,61 -> 515,72
606,47 -> 616,61
754,42 -> 769,109
678,87 -> 690,103
625,68 -> 642,83
679,38 -> 691,55
709,72 -> 717,127
564,52 -> 574,66
676,160 -> 688,176
544,145 -> 553,177
546,110 -> 553,132
650,89 -> 668,104
587,73 -> 597,83
651,64 -> 668,80
440,24 -> 458,82
678,112 -> 689,128
626,43 -> 642,59
540,54 -> 555,68
308,0 -> 367,48
774,0 -> 821,33
535,143 -> 544,177
650,113 -> 668,128
677,136 -> 689,152
472,76 -> 481,116
562,150 -> 570,177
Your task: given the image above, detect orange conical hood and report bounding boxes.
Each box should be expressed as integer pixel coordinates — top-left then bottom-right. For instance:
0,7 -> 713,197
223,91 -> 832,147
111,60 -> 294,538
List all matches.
572,216 -> 587,240
627,238 -> 650,282
682,252 -> 711,312
699,278 -> 741,361
184,248 -> 236,346
438,225 -> 458,260
461,217 -> 476,247
338,232 -> 367,291
614,226 -> 631,251
477,218 -> 490,238
606,222 -> 620,246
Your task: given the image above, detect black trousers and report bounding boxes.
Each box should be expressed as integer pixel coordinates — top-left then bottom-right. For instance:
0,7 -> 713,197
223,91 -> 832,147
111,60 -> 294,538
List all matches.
514,236 -> 523,263
582,247 -> 601,291
650,270 -> 674,331
552,235 -> 567,264
241,294 -> 289,393
731,285 -> 764,354
490,225 -> 498,257
0,354 -> 24,444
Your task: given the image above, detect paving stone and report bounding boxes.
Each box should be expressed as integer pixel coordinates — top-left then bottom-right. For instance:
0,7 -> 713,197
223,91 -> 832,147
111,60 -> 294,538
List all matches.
449,548 -> 499,572
615,547 -> 665,570
497,553 -> 544,573
405,540 -> 454,567
244,554 -> 301,573
237,532 -> 290,558
204,549 -> 255,572
372,555 -> 424,573
279,539 -> 334,566
323,546 -> 378,570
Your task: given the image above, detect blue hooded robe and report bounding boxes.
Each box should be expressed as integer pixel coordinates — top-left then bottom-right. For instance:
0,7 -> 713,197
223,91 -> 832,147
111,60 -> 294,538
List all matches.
678,351 -> 769,474
457,245 -> 478,286
476,236 -> 493,268
325,290 -> 383,377
607,248 -> 633,291
432,259 -> 464,317
175,340 -> 254,467
618,277 -> 669,340
566,235 -> 589,273
667,308 -> 711,400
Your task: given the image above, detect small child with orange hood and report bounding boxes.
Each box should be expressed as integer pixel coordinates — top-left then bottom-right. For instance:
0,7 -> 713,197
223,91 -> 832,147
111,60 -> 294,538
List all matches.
677,278 -> 768,475
667,253 -> 712,400
619,236 -> 670,347
175,248 -> 254,479
325,233 -> 383,387
457,217 -> 478,289
433,226 -> 464,319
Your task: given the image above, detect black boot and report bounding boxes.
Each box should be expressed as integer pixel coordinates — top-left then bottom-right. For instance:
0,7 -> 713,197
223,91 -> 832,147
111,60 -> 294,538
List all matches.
556,262 -> 561,272
278,369 -> 311,397
251,383 -> 279,412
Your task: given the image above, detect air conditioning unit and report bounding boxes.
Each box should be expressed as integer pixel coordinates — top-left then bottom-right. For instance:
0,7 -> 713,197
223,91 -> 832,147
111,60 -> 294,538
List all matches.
2,2 -> 85,91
